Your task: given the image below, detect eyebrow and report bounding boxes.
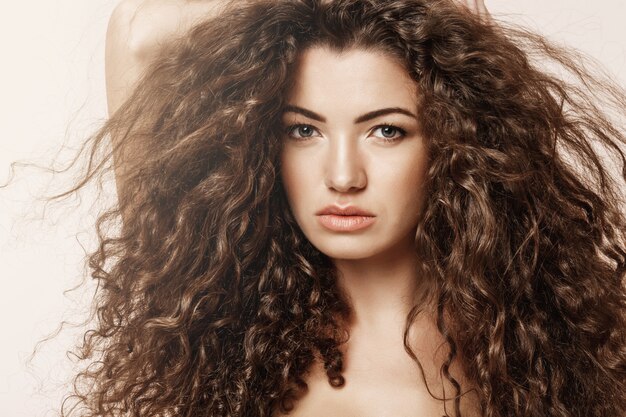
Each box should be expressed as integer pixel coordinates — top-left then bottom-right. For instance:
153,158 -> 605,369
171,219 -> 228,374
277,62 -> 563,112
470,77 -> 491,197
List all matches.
282,105 -> 417,124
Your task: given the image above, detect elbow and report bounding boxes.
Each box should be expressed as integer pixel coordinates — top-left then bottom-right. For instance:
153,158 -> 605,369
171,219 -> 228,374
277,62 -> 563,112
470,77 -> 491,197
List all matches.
107,0 -> 164,64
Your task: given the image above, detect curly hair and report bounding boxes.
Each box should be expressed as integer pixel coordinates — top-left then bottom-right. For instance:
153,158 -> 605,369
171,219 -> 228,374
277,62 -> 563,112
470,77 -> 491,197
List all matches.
51,0 -> 626,416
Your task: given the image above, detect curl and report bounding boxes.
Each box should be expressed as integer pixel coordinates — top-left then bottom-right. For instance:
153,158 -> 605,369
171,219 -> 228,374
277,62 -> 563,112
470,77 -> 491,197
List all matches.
18,1 -> 625,416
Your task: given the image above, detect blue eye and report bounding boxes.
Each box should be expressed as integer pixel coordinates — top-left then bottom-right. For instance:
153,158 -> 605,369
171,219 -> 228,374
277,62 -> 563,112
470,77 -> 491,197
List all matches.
372,124 -> 406,142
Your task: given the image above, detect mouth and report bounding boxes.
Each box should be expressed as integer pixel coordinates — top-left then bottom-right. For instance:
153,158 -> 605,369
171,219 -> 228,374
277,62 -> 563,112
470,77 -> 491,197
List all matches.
315,204 -> 375,217
316,205 -> 376,232
317,214 -> 376,232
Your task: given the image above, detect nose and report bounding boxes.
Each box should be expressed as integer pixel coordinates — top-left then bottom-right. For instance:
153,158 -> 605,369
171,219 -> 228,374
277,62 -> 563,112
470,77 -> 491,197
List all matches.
324,135 -> 367,193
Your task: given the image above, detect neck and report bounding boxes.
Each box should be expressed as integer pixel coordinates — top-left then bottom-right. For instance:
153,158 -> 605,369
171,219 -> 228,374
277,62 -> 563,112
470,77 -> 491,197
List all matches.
332,236 -> 431,334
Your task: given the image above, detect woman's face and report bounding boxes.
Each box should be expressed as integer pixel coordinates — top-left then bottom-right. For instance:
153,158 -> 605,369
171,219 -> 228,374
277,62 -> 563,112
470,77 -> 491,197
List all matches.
280,46 -> 428,262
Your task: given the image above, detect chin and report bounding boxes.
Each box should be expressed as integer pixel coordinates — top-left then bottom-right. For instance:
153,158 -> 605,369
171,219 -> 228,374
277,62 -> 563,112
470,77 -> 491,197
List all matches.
322,250 -> 373,261
310,239 -> 381,261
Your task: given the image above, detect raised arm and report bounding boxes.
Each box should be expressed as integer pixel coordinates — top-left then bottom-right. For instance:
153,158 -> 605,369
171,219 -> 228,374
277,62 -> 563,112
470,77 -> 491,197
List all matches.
105,0 -> 230,209
105,0 -> 230,114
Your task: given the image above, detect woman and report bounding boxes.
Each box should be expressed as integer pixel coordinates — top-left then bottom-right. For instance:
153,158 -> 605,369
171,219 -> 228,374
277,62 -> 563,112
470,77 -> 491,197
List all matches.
58,0 -> 626,416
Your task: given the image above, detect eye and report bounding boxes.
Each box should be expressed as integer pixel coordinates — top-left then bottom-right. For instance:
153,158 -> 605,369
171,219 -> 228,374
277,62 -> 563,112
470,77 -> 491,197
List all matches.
371,124 -> 406,142
285,124 -> 320,140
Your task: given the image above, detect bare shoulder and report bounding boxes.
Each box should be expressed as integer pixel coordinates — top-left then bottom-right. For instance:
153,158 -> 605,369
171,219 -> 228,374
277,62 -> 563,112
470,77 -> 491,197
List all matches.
105,0 -> 230,114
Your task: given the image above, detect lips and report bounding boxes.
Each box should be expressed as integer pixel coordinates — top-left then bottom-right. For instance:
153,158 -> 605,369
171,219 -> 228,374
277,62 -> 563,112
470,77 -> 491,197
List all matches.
315,205 -> 375,216
316,205 -> 376,232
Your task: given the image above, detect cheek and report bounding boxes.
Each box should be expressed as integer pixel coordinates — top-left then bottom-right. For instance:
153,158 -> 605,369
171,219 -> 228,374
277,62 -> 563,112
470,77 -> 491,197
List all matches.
379,146 -> 428,190
280,151 -> 307,209
382,152 -> 429,215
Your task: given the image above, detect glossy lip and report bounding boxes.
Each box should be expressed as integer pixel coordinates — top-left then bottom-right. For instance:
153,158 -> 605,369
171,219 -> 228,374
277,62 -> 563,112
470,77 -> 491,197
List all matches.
316,205 -> 376,232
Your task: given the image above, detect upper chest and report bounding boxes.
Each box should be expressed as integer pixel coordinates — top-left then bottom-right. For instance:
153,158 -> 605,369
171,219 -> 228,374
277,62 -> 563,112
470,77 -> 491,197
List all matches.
273,364 -> 462,417
272,324 -> 482,417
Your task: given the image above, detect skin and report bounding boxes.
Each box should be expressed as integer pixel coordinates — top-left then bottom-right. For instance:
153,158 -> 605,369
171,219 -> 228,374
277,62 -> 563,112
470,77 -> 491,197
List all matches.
276,45 -> 429,415
104,1 -> 488,415
457,0 -> 490,17
105,0 -> 488,201
105,0 -> 488,314
277,46 -> 481,417
280,46 -> 428,329
105,0 -> 488,115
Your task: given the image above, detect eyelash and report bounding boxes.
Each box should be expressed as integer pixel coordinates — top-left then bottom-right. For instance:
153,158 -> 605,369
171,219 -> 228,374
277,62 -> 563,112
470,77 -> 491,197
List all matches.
284,123 -> 407,143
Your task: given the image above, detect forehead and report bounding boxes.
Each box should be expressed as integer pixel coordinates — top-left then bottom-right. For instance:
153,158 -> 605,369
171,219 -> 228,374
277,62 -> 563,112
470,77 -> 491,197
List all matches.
285,46 -> 419,111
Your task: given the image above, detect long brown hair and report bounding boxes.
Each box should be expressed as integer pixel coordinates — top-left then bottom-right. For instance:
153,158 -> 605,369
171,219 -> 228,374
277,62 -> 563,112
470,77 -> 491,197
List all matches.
45,0 -> 626,416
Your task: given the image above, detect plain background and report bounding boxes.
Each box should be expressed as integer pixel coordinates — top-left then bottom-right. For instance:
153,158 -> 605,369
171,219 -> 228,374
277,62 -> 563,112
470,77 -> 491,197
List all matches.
1,1 -> 625,416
